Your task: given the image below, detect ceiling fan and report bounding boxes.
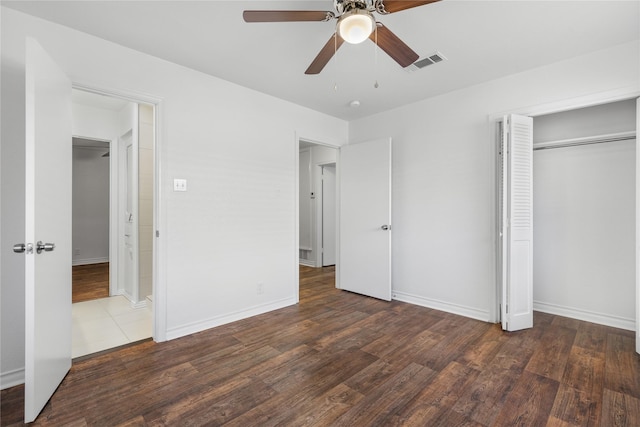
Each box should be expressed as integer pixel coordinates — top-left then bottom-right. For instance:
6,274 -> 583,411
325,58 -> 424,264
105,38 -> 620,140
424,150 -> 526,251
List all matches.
243,0 -> 441,75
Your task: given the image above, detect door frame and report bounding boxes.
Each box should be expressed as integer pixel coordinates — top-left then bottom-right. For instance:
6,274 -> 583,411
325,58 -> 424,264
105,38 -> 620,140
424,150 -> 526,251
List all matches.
69,135 -> 113,274
489,86 -> 640,330
294,134 -> 341,302
73,81 -> 166,342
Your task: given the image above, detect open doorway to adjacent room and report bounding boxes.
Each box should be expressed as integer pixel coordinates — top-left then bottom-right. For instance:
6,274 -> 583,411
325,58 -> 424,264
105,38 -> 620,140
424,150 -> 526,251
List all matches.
298,139 -> 338,289
71,89 -> 155,357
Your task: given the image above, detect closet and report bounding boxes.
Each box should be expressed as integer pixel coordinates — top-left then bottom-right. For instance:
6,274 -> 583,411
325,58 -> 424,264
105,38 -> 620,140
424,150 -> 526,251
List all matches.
532,99 -> 636,330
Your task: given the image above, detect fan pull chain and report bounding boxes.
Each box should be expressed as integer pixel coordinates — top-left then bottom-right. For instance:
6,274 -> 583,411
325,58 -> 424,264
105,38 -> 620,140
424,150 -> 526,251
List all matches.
333,31 -> 339,92
374,24 -> 379,89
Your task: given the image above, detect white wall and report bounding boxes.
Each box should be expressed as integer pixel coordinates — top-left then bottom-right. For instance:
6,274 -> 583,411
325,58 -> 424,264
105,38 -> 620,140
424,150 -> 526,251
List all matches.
73,102 -> 120,141
534,99 -> 637,143
349,40 -> 639,322
0,7 -> 347,387
72,146 -> 110,265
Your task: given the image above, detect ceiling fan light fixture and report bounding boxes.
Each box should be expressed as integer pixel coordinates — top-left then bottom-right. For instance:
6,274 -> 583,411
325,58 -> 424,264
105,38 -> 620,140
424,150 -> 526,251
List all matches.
337,9 -> 375,44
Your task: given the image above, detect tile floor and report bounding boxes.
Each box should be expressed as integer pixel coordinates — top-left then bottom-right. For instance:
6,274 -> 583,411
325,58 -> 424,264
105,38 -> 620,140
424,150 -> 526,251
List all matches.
72,295 -> 152,358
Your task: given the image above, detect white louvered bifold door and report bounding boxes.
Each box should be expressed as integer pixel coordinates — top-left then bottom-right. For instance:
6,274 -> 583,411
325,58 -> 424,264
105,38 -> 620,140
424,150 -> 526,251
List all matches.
501,114 -> 534,331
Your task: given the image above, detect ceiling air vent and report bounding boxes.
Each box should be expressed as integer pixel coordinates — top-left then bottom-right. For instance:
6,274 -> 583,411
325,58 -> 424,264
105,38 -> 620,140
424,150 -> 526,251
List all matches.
406,51 -> 447,72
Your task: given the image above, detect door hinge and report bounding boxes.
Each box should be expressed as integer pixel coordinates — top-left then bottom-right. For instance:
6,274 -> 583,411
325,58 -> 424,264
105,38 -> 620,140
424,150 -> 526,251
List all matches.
156,230 -> 160,238
506,304 -> 509,314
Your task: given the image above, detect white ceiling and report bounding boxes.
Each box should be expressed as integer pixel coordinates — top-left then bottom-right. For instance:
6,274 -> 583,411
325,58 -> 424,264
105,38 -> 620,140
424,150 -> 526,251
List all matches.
5,1 -> 639,120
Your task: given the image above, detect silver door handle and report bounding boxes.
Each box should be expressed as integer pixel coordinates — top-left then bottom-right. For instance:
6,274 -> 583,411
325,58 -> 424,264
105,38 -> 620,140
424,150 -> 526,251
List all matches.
381,225 -> 390,231
36,241 -> 55,254
13,243 -> 34,254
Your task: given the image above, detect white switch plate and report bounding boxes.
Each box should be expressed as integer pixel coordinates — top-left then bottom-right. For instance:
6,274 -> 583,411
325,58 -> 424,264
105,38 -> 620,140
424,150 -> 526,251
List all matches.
173,178 -> 187,192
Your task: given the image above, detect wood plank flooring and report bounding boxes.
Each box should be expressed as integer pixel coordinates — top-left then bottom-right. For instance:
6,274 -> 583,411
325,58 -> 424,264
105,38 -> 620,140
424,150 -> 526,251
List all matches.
72,263 -> 109,303
2,265 -> 639,426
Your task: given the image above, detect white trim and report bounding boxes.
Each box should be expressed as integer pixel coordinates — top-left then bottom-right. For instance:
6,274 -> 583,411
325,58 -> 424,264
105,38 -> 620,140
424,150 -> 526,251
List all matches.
166,297 -> 297,341
153,100 -> 166,342
488,86 -> 640,121
393,290 -> 491,322
534,301 -> 635,331
314,162 -> 323,268
72,81 -> 162,107
299,259 -> 315,267
130,300 -> 147,309
294,132 -> 301,304
71,257 -> 109,266
0,368 -> 25,390
109,136 -> 118,297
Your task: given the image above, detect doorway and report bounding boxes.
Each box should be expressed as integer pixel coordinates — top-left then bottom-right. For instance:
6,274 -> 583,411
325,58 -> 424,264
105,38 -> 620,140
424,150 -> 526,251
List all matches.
72,137 -> 110,303
71,89 -> 155,357
298,140 -> 338,269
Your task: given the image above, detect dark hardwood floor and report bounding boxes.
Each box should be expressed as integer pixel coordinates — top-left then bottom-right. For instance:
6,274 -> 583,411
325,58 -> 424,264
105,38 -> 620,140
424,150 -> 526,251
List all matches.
72,262 -> 109,303
2,265 -> 639,426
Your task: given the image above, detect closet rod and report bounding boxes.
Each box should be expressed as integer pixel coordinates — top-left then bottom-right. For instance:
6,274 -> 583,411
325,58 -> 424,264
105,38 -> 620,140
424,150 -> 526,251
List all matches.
533,131 -> 636,151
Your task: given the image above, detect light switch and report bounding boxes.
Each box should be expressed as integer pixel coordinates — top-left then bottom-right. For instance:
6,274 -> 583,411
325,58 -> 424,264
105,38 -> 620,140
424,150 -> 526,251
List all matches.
173,178 -> 187,192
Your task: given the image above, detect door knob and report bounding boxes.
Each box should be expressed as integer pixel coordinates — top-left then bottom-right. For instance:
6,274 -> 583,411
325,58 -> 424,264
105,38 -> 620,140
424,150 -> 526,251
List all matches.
36,241 -> 55,254
381,225 -> 390,231
13,243 -> 34,254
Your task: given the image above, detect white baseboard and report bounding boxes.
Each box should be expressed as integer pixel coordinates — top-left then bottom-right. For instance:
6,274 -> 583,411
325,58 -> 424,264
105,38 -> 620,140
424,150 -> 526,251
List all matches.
166,297 -> 297,341
115,291 -> 147,308
534,301 -> 635,331
1,368 -> 25,390
299,259 -> 315,267
131,300 -> 147,309
72,257 -> 109,266
392,291 -> 491,322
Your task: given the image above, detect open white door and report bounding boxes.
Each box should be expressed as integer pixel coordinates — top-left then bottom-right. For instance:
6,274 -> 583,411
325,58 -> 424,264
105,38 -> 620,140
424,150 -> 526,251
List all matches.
499,114 -> 533,331
339,138 -> 392,301
322,164 -> 336,266
636,97 -> 640,354
23,38 -> 72,422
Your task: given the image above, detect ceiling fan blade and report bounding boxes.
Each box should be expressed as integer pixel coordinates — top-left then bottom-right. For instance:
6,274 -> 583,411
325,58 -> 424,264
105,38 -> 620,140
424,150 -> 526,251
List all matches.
381,0 -> 441,14
305,33 -> 345,75
370,24 -> 419,68
243,10 -> 333,22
